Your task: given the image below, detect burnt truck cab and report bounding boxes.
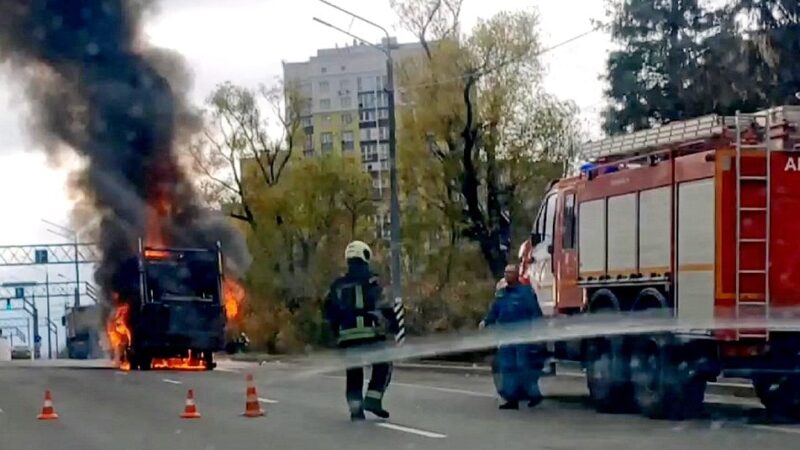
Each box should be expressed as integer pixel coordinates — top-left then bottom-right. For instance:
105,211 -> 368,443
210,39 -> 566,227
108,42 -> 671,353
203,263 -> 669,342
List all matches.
117,239 -> 226,370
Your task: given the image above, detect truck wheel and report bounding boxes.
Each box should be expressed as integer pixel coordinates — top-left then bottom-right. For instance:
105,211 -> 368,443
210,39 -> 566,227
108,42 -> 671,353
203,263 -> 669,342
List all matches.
585,338 -> 635,413
127,351 -> 140,371
138,353 -> 152,371
753,375 -> 800,419
204,352 -> 216,371
631,337 -> 706,420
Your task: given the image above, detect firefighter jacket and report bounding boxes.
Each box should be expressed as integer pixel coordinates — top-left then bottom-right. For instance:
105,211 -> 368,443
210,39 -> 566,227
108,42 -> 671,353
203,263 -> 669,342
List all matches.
324,261 -> 397,345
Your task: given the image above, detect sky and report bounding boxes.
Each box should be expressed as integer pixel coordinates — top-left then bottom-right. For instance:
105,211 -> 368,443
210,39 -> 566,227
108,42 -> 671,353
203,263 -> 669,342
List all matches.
0,0 -> 610,347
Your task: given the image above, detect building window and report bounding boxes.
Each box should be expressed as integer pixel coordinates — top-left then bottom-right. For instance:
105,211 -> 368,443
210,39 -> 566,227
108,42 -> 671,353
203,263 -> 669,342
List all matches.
342,131 -> 354,151
321,67 -> 327,73
358,92 -> 376,109
360,127 -> 377,141
377,143 -> 389,159
378,108 -> 389,119
340,79 -> 351,91
359,110 -> 375,122
321,132 -> 333,152
357,76 -> 363,91
341,65 -> 346,71
340,96 -> 352,108
300,116 -> 312,128
362,143 -> 378,162
342,112 -> 353,124
323,115 -> 332,124
319,98 -> 331,110
319,81 -> 330,93
377,91 -> 389,107
304,133 -> 314,151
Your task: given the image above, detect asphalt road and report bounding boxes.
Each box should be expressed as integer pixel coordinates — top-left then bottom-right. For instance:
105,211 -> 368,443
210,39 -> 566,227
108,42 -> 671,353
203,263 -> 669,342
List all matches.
0,358 -> 798,450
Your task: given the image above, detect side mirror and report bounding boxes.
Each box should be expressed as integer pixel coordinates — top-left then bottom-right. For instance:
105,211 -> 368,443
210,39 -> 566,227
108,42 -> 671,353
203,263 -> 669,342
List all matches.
531,233 -> 543,246
61,316 -> 66,326
547,243 -> 554,255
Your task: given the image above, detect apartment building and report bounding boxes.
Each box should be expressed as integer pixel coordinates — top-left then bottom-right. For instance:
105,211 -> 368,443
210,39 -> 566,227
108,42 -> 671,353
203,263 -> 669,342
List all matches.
283,38 -> 424,206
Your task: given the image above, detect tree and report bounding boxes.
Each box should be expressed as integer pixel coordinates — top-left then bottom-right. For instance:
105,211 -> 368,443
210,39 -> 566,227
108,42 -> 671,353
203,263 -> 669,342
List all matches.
187,81 -> 376,351
602,0 -> 800,134
239,154 -> 375,351
602,0 -> 715,134
394,4 -> 580,278
187,80 -> 303,230
732,0 -> 800,105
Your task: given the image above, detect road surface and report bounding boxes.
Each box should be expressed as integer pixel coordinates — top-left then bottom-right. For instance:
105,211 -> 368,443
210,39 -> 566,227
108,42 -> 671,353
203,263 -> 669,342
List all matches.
0,358 -> 798,449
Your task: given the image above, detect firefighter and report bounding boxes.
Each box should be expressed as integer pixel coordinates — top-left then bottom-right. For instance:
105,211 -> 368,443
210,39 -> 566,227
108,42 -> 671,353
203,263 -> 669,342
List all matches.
324,240 -> 397,421
480,264 -> 546,409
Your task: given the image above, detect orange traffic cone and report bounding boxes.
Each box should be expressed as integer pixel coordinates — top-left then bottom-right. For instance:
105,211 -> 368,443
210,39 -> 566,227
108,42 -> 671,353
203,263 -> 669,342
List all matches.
37,390 -> 59,420
180,389 -> 201,419
243,374 -> 265,417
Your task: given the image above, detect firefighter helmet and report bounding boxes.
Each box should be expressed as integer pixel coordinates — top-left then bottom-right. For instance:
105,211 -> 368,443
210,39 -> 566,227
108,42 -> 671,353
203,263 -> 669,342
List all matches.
345,240 -> 372,263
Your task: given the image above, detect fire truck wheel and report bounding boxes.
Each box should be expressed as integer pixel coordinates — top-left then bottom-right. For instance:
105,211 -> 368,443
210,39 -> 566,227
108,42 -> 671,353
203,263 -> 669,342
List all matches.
631,337 -> 706,420
585,338 -> 635,413
753,375 -> 800,419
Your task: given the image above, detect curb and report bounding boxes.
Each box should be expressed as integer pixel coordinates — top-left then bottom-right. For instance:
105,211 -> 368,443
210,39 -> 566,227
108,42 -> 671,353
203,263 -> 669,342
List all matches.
395,362 -> 756,398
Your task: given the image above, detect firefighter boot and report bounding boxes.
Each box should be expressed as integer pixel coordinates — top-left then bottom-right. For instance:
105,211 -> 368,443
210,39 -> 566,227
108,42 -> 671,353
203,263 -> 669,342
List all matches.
364,395 -> 390,419
349,401 -> 366,421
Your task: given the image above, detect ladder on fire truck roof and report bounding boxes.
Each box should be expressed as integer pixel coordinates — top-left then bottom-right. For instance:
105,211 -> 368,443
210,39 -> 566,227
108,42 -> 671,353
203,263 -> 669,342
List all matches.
734,111 -> 772,340
581,106 -> 800,162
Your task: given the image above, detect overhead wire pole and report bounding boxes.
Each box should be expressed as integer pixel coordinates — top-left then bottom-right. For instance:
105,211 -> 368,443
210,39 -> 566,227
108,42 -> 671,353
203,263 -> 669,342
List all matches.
42,219 -> 83,306
314,0 -> 404,345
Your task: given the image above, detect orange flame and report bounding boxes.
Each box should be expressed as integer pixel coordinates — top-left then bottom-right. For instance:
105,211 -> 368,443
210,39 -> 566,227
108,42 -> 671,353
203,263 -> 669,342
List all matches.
144,248 -> 170,259
106,301 -> 132,370
152,351 -> 207,371
223,278 -> 245,320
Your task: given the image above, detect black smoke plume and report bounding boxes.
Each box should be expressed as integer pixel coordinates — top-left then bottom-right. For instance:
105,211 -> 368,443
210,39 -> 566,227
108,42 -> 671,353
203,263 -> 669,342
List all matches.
0,1 -> 250,313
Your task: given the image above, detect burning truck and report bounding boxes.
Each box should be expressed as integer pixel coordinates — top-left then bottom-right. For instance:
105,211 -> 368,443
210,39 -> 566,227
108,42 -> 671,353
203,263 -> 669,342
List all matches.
106,239 -> 240,371
0,1 -> 252,370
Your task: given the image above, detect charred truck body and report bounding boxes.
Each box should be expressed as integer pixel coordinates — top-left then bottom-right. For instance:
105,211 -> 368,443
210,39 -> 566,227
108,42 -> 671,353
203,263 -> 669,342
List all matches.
115,239 -> 226,370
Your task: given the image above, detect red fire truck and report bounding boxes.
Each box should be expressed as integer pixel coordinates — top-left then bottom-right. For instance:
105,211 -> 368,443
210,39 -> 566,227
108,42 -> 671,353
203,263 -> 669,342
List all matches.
523,106 -> 800,419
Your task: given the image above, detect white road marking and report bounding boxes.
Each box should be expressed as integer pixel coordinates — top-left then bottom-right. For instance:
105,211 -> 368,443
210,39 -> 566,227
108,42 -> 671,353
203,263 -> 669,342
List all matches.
0,407 -> 4,413
376,422 -> 447,439
162,378 -> 183,385
115,371 -> 128,375
215,367 -> 239,373
258,397 -> 279,404
749,425 -> 800,435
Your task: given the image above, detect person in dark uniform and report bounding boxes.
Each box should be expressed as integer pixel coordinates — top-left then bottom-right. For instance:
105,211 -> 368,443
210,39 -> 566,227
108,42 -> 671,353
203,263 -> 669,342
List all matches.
325,240 -> 397,421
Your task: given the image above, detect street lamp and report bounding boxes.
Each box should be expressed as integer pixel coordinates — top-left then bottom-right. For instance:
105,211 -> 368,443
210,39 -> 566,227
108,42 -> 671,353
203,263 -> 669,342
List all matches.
42,218 -> 95,307
314,1 -> 403,339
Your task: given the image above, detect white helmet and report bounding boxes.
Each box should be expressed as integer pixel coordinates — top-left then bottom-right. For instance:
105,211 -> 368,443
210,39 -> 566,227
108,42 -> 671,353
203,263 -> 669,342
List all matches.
345,240 -> 372,263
